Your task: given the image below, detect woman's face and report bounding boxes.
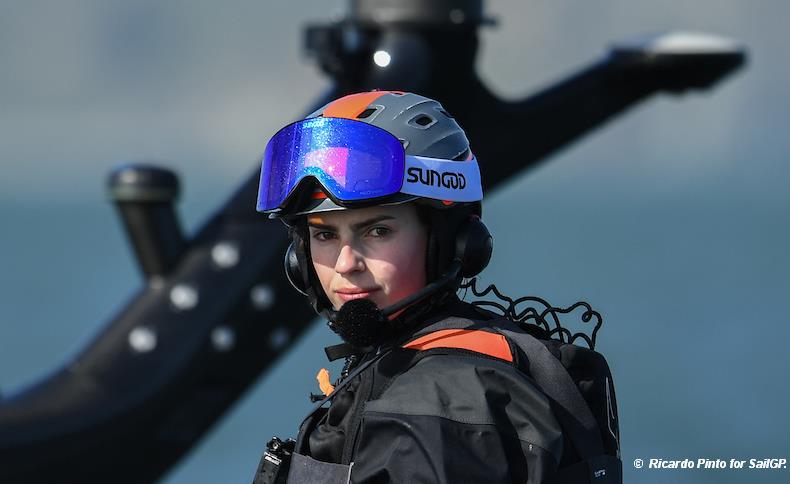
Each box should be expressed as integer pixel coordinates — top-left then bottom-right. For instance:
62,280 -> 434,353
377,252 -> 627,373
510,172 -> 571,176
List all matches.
307,204 -> 428,311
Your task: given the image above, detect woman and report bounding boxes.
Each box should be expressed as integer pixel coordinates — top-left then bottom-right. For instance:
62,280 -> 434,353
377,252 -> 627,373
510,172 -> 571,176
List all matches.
253,91 -> 620,483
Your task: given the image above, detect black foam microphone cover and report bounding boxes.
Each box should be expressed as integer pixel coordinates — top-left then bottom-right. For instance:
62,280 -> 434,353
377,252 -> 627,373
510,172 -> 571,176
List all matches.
331,298 -> 387,348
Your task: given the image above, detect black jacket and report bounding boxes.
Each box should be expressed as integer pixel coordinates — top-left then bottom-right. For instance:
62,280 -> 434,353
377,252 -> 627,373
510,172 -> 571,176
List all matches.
290,298 -> 567,483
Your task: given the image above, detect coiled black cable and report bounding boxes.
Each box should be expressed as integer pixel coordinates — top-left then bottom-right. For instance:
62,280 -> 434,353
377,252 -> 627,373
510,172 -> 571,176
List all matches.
459,277 -> 603,350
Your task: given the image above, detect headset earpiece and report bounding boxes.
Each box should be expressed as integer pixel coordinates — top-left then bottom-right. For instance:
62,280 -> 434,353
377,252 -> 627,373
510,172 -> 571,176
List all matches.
284,239 -> 310,296
284,224 -> 335,313
454,215 -> 493,278
423,207 -> 492,282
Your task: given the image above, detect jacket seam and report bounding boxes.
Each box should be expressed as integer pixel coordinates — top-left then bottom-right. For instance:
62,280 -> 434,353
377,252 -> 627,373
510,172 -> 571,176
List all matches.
361,409 -> 560,466
342,360 -> 375,465
372,348 -> 519,404
407,346 -> 519,367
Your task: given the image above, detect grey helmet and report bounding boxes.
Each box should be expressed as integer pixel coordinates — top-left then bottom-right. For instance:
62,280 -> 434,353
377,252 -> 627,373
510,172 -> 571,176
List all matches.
266,90 -> 489,322
272,90 -> 476,219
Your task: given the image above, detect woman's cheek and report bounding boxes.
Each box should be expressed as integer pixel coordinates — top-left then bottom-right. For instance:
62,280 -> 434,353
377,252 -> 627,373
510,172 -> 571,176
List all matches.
384,259 -> 418,301
311,260 -> 336,304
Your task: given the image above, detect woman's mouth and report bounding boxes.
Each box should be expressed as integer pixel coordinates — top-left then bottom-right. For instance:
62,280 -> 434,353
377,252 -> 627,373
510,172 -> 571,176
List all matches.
335,288 -> 379,302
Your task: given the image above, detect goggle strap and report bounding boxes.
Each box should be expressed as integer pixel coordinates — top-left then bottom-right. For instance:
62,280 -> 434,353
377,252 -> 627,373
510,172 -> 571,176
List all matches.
401,155 -> 483,203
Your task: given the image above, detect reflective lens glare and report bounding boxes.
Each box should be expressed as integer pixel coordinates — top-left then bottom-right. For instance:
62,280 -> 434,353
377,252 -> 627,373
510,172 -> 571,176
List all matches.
257,117 -> 405,211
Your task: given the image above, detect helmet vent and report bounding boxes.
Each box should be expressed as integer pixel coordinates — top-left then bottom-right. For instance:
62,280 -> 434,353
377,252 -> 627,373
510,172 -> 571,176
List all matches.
437,108 -> 453,119
356,108 -> 377,119
409,114 -> 437,129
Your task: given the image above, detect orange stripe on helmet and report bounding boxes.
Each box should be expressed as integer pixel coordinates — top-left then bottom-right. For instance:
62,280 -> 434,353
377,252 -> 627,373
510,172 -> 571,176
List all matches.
323,91 -> 394,119
403,329 -> 513,362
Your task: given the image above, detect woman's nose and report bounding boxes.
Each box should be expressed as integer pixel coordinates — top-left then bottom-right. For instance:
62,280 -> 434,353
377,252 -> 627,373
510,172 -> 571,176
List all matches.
334,243 -> 365,274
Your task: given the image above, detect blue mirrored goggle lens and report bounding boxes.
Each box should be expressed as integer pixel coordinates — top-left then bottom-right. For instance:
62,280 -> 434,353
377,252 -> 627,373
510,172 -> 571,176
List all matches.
257,117 -> 405,212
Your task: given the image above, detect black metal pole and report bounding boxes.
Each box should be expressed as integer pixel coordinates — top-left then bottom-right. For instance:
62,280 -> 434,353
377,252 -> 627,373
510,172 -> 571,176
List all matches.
108,164 -> 185,279
0,1 -> 745,482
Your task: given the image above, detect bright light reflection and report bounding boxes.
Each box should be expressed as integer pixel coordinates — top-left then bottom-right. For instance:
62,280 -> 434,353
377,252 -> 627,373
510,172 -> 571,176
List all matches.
373,50 -> 391,67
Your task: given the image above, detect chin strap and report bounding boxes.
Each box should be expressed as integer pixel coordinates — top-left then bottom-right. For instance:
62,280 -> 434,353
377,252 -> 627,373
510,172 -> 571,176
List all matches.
324,342 -> 368,362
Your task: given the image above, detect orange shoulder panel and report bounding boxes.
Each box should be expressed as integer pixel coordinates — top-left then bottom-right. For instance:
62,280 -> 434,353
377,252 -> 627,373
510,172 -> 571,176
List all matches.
322,91 -> 391,119
403,329 -> 513,363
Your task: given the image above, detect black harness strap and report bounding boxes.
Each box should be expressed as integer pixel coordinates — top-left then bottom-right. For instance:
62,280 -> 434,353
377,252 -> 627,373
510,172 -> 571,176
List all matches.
495,318 -> 605,460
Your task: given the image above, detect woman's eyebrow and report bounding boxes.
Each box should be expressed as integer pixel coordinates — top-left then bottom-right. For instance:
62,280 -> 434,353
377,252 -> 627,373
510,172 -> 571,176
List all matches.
307,215 -> 395,232
307,220 -> 336,231
351,215 -> 395,231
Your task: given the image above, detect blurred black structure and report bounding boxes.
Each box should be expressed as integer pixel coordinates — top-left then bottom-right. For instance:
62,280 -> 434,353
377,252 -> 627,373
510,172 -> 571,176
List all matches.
0,1 -> 745,482
108,164 -> 186,278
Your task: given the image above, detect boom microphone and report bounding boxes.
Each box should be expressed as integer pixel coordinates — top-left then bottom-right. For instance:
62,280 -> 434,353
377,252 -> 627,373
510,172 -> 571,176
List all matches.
324,260 -> 462,347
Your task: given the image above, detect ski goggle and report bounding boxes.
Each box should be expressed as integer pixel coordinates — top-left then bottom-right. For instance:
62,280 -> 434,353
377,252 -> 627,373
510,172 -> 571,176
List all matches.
256,117 -> 482,213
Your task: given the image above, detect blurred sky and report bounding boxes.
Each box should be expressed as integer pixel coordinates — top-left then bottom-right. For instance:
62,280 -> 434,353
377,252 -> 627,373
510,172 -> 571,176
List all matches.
1,1 -> 788,483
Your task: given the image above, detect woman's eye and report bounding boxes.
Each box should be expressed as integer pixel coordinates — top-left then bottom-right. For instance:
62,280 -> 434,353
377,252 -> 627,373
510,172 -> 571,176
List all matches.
368,226 -> 391,238
312,231 -> 335,241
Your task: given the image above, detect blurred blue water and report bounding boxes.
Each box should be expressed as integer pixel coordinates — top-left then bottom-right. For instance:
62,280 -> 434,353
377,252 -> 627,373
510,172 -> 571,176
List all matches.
1,1 -> 789,483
